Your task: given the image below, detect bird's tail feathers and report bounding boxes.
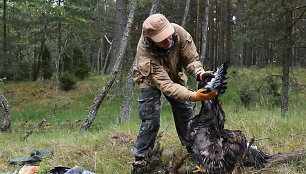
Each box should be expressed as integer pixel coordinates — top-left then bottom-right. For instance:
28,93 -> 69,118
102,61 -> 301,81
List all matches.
203,60 -> 229,96
243,145 -> 268,168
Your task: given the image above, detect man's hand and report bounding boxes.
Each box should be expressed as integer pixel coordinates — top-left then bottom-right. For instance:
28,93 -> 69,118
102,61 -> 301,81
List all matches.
197,71 -> 215,81
192,89 -> 218,101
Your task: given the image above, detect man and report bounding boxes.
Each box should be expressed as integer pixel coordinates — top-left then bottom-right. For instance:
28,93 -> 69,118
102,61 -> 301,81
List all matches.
131,14 -> 217,163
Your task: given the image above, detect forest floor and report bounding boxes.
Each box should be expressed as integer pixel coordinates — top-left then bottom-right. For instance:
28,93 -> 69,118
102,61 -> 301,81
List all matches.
0,66 -> 305,173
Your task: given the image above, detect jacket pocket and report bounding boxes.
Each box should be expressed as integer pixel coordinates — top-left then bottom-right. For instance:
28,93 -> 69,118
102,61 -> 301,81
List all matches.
177,72 -> 188,86
138,58 -> 151,76
132,58 -> 151,83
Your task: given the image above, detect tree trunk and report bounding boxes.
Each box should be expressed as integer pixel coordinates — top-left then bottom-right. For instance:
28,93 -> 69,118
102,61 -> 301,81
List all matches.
281,1 -> 293,114
0,92 -> 11,131
102,37 -> 112,74
57,1 -> 62,74
2,0 -> 8,71
110,0 -> 128,93
224,0 -> 231,62
118,0 -> 160,123
235,0 -> 245,67
150,0 -> 160,15
181,0 -> 190,28
200,0 -> 210,63
118,59 -> 136,123
81,0 -> 138,130
194,0 -> 200,49
208,0 -> 216,69
107,0 -> 127,73
36,19 -> 47,81
217,0 -> 224,65
96,38 -> 102,75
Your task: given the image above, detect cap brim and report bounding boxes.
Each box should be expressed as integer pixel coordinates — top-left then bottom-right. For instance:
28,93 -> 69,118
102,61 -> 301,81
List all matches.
151,24 -> 175,42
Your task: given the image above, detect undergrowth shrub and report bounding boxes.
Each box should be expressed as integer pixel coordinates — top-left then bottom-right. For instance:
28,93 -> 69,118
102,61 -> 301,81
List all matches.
73,48 -> 91,80
59,72 -> 77,90
265,78 -> 281,106
237,85 -> 254,108
237,82 -> 281,108
61,46 -> 91,80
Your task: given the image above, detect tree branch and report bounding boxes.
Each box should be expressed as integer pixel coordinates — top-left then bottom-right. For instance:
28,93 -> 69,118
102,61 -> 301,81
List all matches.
104,35 -> 112,45
290,6 -> 306,28
21,114 -> 53,141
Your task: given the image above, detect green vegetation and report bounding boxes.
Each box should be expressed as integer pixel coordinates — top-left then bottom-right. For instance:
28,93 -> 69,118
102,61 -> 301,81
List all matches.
0,67 -> 305,173
41,47 -> 53,80
59,72 -> 77,90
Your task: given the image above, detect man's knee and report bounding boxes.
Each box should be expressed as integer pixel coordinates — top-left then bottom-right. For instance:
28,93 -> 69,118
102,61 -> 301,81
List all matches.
139,117 -> 160,133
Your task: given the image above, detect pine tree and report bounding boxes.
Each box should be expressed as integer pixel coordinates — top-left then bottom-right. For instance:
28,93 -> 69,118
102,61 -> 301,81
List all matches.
41,46 -> 53,80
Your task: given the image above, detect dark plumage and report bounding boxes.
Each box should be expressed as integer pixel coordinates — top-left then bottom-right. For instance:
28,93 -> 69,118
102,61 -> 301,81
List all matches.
188,61 -> 266,173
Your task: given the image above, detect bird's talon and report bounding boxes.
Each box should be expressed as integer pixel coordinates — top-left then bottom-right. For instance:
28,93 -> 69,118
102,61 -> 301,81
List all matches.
193,165 -> 205,173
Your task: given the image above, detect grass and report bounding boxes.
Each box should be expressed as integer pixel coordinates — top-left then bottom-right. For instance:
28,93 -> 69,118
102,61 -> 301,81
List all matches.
0,67 -> 305,173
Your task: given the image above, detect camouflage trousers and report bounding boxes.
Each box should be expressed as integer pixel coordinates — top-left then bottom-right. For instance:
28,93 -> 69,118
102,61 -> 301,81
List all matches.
132,88 -> 194,158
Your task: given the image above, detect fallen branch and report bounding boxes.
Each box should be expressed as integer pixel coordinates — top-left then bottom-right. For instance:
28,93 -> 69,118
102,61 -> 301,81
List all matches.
172,153 -> 190,172
242,149 -> 306,173
267,149 -> 306,164
21,114 -> 53,141
44,119 -> 82,127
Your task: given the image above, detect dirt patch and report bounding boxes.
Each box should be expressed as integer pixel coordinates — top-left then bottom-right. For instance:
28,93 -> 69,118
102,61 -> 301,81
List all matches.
109,132 -> 133,146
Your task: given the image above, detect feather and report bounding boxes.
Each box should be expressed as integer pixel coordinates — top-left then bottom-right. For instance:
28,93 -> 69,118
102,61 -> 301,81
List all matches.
188,61 -> 267,173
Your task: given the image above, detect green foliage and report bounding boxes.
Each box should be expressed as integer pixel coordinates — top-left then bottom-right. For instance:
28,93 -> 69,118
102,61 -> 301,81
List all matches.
41,47 -> 53,80
236,0 -> 284,45
237,85 -> 254,108
13,61 -> 31,82
62,47 -> 74,73
225,67 -> 284,109
263,77 -> 281,106
72,47 -> 91,80
32,60 -> 40,81
61,46 -> 91,80
59,72 -> 77,90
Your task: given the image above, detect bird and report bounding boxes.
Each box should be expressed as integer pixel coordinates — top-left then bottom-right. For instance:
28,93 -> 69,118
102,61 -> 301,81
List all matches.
188,61 -> 267,173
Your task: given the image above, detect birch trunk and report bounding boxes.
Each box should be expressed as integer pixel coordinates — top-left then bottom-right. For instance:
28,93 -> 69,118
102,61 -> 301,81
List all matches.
118,0 -> 160,123
0,92 -> 11,131
102,37 -> 112,74
81,0 -> 138,130
150,0 -> 160,15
